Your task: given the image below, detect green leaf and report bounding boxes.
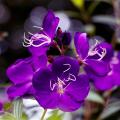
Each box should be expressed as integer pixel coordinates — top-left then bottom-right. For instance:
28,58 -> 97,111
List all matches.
71,0 -> 84,10
0,113 -> 16,120
86,91 -> 104,104
47,110 -> 63,120
13,98 -> 23,120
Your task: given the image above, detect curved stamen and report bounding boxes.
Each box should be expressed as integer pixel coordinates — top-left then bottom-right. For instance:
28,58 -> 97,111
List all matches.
50,80 -> 57,91
66,73 -> 76,82
97,47 -> 106,61
23,32 -> 51,47
87,40 -> 106,61
22,42 -> 32,47
23,33 -> 33,47
23,33 -> 31,43
63,64 -> 71,73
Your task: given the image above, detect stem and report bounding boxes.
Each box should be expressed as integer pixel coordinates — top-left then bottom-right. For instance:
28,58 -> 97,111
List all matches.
40,109 -> 47,120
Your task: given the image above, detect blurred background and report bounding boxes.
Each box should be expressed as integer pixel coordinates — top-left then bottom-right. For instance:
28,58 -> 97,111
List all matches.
0,0 -> 120,120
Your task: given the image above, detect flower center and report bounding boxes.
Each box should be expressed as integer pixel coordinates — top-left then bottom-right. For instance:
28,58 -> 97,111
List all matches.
57,78 -> 65,94
50,63 -> 76,95
50,74 -> 76,95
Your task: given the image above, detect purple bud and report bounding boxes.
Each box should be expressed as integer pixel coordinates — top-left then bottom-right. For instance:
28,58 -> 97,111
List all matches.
62,32 -> 72,46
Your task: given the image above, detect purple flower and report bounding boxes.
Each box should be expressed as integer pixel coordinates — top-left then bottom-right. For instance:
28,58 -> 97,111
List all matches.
7,55 -> 47,100
74,32 -> 112,76
91,52 -> 120,91
23,10 -> 59,56
32,56 -> 89,112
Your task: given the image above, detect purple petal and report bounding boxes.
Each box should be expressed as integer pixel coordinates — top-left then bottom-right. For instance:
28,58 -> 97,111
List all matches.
92,74 -> 114,91
6,58 -> 34,84
42,10 -> 59,38
32,55 -> 47,70
42,10 -> 55,33
74,32 -> 89,59
52,56 -> 80,78
7,82 -> 34,100
28,46 -> 48,57
58,74 -> 89,112
66,74 -> 90,101
58,94 -> 83,112
32,68 -> 59,109
84,59 -> 111,76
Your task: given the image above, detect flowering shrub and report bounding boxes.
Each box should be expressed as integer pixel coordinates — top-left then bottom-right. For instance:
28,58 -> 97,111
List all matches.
0,7 -> 120,120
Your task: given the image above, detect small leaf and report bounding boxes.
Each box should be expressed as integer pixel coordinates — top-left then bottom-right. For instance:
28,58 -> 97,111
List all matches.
13,98 -> 23,120
71,0 -> 84,10
0,113 -> 16,120
47,110 -> 63,120
86,91 -> 104,104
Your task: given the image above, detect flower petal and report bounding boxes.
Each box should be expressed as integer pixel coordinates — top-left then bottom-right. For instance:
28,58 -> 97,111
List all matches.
6,58 -> 34,84
66,74 -> 90,101
52,56 -> 80,78
7,82 -> 33,100
84,59 -> 111,76
74,32 -> 89,59
28,45 -> 48,57
32,55 -> 47,70
58,94 -> 83,112
58,74 -> 89,112
32,68 -> 59,109
92,74 -> 114,91
42,11 -> 59,38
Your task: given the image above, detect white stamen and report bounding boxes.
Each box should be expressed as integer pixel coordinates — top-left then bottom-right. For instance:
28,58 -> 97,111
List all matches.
50,80 -> 57,91
63,64 -> 71,73
66,73 -> 76,81
22,32 -> 51,48
22,33 -> 33,47
87,40 -> 106,61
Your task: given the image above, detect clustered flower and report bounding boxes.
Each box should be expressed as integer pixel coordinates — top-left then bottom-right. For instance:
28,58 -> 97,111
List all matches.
6,10 -> 120,112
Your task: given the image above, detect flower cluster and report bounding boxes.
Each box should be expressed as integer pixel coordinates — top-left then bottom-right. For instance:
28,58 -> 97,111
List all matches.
6,10 -> 120,112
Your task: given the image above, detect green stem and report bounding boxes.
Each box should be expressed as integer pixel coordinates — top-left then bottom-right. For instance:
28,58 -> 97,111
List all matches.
40,109 -> 47,120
